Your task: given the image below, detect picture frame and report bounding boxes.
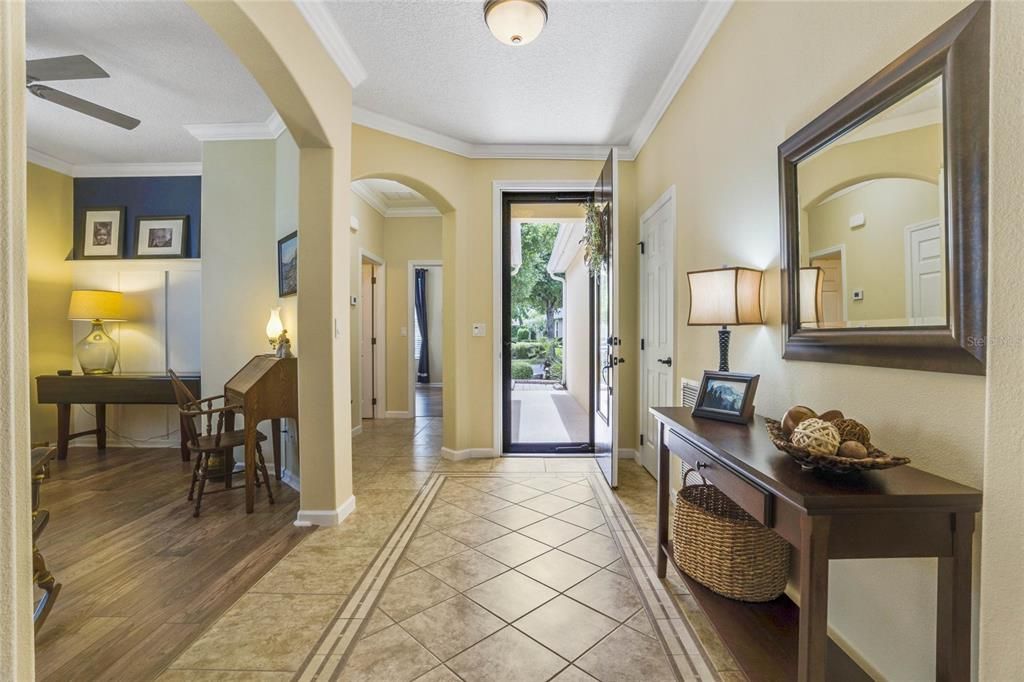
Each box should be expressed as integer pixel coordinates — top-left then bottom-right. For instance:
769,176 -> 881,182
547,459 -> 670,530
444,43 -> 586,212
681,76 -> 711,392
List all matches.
134,215 -> 188,258
277,231 -> 298,297
80,207 -> 125,259
692,371 -> 759,424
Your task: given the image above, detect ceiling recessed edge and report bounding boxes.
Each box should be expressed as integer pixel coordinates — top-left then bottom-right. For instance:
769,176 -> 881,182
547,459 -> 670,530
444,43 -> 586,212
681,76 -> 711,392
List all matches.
384,207 -> 442,219
294,1 -> 368,88
627,0 -> 733,159
351,180 -> 388,217
184,112 -> 285,142
28,148 -> 202,177
353,106 -> 631,161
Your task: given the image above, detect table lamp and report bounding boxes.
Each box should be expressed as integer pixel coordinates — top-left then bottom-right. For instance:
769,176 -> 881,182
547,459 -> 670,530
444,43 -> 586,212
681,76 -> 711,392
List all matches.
799,267 -> 825,326
687,267 -> 763,371
68,290 -> 125,374
266,307 -> 284,349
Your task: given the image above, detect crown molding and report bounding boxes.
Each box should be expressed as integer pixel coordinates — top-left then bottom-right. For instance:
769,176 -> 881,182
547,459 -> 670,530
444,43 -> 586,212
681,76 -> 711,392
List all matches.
295,1 -> 368,88
184,111 -> 285,142
353,106 -> 632,161
28,148 -> 201,177
628,0 -> 733,158
351,180 -> 440,218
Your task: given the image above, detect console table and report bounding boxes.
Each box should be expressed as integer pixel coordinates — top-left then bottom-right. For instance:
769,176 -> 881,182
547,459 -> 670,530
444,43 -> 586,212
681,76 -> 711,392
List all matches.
36,373 -> 201,461
652,408 -> 981,682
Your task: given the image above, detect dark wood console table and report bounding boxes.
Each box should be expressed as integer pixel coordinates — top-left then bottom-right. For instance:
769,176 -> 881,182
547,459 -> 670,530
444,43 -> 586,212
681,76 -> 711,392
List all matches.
652,407 -> 981,682
36,373 -> 202,461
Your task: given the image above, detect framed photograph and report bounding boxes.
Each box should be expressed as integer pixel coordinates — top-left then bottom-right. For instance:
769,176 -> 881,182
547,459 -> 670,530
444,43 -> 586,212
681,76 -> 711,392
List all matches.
692,371 -> 759,424
81,207 -> 125,259
134,215 -> 188,258
278,231 -> 298,297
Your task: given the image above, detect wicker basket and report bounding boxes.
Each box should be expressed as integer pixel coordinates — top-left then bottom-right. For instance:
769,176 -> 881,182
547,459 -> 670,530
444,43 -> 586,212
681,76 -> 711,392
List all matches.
672,470 -> 789,602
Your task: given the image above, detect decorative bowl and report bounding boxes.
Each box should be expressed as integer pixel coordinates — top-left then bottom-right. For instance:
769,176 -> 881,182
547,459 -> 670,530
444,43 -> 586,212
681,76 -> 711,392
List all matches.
764,418 -> 910,473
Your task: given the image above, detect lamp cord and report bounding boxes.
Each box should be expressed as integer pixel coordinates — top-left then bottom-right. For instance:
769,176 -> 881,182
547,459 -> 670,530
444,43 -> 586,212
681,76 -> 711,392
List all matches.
78,405 -> 180,447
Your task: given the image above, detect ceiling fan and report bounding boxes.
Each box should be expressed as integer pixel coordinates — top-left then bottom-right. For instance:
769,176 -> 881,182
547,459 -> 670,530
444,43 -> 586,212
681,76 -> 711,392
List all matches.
26,54 -> 140,130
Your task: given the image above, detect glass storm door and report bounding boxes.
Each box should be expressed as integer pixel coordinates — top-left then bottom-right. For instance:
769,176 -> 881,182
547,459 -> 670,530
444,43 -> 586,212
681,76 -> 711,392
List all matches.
593,150 -> 618,487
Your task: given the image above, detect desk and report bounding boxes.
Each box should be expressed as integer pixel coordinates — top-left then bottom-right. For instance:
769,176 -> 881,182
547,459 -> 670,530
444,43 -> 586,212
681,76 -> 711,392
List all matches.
652,408 -> 981,682
36,373 -> 202,461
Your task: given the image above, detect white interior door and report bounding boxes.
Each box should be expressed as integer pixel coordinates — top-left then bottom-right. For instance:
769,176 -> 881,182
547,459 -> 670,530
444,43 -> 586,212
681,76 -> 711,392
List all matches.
810,255 -> 843,324
639,189 -> 675,477
360,262 -> 375,419
905,219 -> 945,323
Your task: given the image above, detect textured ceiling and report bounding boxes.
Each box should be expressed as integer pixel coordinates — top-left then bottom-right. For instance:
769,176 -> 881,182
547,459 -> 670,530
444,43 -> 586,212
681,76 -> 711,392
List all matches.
26,0 -> 273,165
331,0 -> 705,146
353,178 -> 439,216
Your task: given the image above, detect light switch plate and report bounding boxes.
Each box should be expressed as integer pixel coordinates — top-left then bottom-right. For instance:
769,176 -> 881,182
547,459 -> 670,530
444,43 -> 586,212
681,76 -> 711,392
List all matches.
852,289 -> 864,301
350,295 -> 358,306
472,323 -> 486,337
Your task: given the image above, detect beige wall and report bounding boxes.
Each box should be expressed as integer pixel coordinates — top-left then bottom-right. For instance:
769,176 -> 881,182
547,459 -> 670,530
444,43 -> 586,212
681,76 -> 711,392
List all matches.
981,1 -> 1024,676
349,191 -> 385,427
26,163 -> 73,444
632,2 -> 984,678
807,177 -> 940,322
352,126 -> 643,453
381,216 -> 442,413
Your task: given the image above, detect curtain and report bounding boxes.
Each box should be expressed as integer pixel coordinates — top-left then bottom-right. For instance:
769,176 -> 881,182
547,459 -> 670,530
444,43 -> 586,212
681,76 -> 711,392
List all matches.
415,268 -> 430,384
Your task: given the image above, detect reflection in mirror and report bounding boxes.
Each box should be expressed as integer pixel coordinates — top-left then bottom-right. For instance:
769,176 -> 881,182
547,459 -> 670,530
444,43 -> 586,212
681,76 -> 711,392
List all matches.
797,76 -> 946,329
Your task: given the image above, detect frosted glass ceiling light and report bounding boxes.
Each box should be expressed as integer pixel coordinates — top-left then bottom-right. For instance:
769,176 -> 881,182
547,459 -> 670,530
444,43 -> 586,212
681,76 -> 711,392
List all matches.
484,0 -> 548,46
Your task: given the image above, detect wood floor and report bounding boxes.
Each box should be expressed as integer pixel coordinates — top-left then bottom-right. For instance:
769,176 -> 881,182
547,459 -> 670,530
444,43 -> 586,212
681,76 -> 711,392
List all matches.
33,446 -> 310,682
415,385 -> 442,417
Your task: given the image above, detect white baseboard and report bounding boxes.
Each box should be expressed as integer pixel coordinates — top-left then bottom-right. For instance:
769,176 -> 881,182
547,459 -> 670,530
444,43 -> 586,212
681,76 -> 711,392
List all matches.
385,411 -> 412,419
427,382 -> 443,388
441,447 -> 497,461
280,468 -> 300,492
352,425 -> 363,437
619,448 -> 638,460
294,494 -> 356,527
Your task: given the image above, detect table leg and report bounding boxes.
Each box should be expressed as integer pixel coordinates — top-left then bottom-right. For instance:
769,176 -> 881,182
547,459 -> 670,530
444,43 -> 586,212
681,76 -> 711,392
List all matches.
224,412 -> 235,489
244,422 -> 257,513
797,515 -> 831,682
56,404 -> 70,461
271,418 -> 282,481
94,404 -> 106,449
936,511 -> 974,682
656,422 -> 670,579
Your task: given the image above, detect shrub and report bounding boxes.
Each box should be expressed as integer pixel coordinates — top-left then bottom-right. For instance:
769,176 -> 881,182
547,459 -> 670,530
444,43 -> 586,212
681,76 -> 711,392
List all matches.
515,327 -> 532,341
511,341 -> 546,360
511,361 -> 534,380
548,361 -> 563,382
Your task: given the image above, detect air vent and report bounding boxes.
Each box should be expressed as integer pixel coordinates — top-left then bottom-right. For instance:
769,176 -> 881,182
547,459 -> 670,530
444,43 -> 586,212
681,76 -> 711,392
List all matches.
680,378 -> 700,408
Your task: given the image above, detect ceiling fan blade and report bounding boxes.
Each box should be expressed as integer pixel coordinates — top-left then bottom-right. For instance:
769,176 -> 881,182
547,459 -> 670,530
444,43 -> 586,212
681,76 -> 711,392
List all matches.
27,55 -> 109,83
29,84 -> 140,130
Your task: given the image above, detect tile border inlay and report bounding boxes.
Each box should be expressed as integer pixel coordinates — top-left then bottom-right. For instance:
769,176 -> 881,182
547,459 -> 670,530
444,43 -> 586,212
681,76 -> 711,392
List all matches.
294,472 -> 719,681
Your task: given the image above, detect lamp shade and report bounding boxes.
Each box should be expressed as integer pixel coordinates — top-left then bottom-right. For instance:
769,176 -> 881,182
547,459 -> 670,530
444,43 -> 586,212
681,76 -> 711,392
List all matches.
68,290 -> 125,321
484,0 -> 548,46
266,307 -> 284,340
687,267 -> 763,326
799,267 -> 825,324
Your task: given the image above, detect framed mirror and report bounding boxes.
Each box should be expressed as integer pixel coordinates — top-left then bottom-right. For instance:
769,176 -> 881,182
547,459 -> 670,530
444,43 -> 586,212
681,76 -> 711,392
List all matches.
779,1 -> 988,375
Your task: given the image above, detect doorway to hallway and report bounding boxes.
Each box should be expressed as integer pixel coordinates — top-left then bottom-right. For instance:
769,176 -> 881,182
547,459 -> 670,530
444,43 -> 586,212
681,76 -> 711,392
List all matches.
502,191 -> 594,454
410,261 -> 443,418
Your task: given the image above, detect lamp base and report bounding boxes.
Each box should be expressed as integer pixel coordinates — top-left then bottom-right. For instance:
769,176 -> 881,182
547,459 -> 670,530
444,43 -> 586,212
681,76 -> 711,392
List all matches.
718,326 -> 731,372
76,320 -> 118,375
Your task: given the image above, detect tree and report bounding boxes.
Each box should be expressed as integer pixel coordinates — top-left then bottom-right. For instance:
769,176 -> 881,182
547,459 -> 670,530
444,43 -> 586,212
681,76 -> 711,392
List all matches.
511,223 -> 562,338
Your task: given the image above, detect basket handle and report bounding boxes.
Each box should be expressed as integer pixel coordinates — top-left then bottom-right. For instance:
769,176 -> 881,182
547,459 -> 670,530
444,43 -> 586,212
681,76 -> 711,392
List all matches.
683,467 -> 706,487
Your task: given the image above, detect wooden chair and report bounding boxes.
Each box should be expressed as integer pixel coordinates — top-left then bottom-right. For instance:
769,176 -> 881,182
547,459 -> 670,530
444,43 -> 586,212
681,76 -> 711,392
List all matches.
169,370 -> 274,517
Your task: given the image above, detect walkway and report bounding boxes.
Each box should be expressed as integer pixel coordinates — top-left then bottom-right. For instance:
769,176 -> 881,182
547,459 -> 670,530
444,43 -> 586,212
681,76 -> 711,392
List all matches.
163,418 -> 743,681
511,384 -> 589,443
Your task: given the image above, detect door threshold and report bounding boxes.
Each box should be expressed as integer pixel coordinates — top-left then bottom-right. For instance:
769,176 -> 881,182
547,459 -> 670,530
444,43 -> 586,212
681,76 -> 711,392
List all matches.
501,452 -> 596,459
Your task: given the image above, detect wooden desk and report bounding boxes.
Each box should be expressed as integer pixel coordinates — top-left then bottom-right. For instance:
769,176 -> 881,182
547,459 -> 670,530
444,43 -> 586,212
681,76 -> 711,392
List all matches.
652,408 -> 981,682
36,373 -> 202,461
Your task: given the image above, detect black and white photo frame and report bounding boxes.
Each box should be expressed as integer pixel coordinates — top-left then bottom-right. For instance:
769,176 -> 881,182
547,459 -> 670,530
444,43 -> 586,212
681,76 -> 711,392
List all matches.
134,215 -> 189,258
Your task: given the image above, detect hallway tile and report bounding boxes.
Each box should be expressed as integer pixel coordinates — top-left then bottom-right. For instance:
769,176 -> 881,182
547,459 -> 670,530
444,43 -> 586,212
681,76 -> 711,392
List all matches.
483,504 -> 547,530
379,570 -> 458,622
518,517 -> 589,547
513,595 -> 617,660
399,595 -> 504,661
520,493 -> 579,515
423,549 -> 507,591
338,624 -> 440,682
446,626 -> 568,682
558,531 -> 621,567
574,624 -> 677,682
439,517 -> 510,546
404,532 -> 471,567
565,570 -> 643,622
464,571 -> 557,622
516,549 -> 600,592
475,532 -> 550,567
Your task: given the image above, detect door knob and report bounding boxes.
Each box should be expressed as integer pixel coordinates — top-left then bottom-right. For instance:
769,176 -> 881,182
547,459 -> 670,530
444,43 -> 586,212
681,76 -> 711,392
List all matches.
657,357 -> 672,367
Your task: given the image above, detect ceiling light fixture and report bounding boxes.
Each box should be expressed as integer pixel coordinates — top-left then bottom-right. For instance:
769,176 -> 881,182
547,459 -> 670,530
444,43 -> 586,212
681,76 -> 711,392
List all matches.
484,0 -> 548,46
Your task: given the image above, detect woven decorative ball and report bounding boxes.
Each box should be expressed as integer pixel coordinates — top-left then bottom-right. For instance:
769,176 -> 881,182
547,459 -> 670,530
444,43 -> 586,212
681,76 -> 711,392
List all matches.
791,418 -> 841,456
831,418 -> 871,446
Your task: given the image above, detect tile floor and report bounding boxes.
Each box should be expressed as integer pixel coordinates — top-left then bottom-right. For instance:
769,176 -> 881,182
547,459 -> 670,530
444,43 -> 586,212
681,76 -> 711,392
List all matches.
163,418 -> 744,681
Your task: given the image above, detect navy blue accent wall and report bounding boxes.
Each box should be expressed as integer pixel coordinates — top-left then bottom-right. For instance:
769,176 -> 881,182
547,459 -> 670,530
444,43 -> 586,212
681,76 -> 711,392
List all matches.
74,176 -> 202,259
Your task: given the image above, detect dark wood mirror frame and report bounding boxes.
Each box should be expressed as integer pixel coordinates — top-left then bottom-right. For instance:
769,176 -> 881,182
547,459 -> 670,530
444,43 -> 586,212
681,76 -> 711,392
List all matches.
779,1 -> 988,376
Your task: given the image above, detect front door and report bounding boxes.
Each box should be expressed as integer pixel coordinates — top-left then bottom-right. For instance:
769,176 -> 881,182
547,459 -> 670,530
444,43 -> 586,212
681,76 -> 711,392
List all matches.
593,151 -> 618,487
639,190 -> 674,477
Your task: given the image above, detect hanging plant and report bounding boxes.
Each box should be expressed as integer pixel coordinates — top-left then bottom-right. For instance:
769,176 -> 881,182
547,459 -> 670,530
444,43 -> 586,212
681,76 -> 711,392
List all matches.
582,199 -> 606,274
